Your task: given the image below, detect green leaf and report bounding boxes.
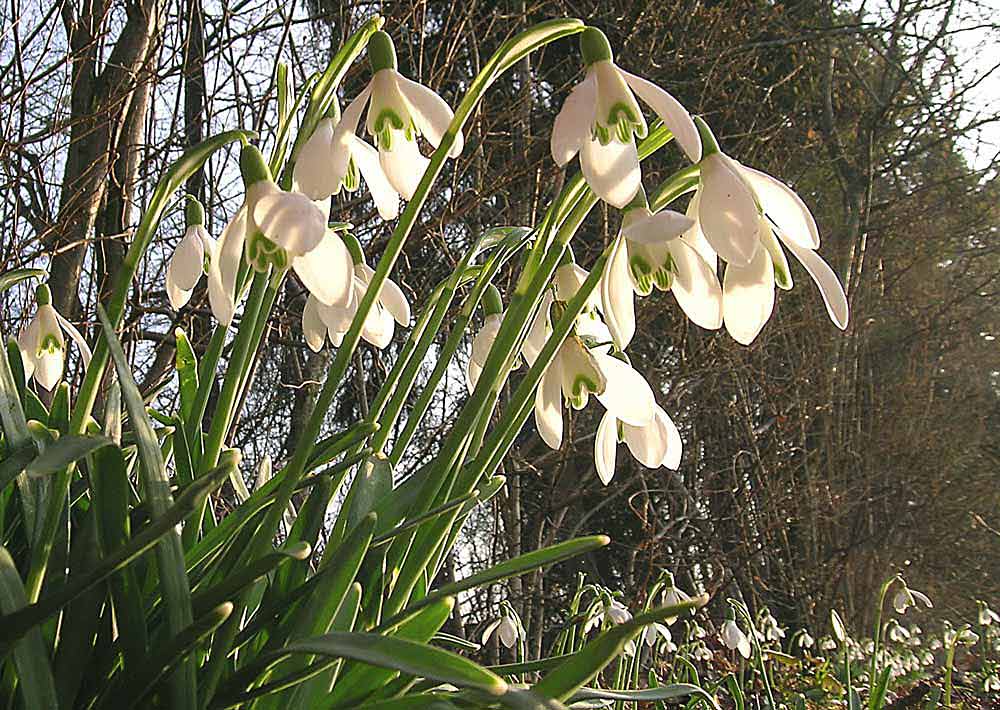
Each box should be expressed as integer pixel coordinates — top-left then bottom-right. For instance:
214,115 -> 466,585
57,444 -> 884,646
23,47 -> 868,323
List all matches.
0,267 -> 46,293
97,304 -> 199,707
97,603 -> 234,710
354,696 -> 462,710
192,542 -> 310,618
174,328 -> 199,423
533,596 -> 709,701
0,545 -> 58,709
326,598 -> 456,707
285,631 -> 506,696
25,433 -> 111,476
0,454 -> 236,652
0,337 -> 38,540
381,535 -> 610,631
346,454 -> 393,531
570,684 -> 719,707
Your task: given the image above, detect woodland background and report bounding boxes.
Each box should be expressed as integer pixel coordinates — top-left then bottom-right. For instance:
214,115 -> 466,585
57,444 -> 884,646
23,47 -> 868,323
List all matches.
1,0 -> 997,658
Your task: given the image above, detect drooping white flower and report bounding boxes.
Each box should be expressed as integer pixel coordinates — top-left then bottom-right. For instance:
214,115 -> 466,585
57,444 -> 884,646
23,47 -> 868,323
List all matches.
978,601 -> 999,626
643,621 -> 673,649
661,578 -> 693,626
594,401 -> 682,485
210,145 -> 351,326
303,246 -> 410,352
584,598 -> 632,636
797,631 -> 815,649
304,30 -> 461,217
166,199 -> 216,310
689,118 -> 848,344
18,285 -> 92,391
720,618 -> 752,659
985,675 -> 1000,692
550,28 -> 700,208
466,312 -> 503,393
892,585 -> 933,614
532,263 -> 655,450
760,610 -> 786,642
692,644 -> 713,662
601,194 -> 721,349
820,637 -> 837,652
888,621 -> 911,643
481,615 -> 521,649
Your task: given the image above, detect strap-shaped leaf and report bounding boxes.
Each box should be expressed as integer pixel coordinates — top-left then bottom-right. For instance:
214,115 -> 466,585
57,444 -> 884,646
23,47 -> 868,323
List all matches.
97,304 -> 199,707
0,337 -> 39,539
0,545 -> 57,709
381,535 -> 610,631
25,433 -> 111,476
533,596 -> 709,701
570,684 -> 719,707
192,542 -> 310,617
174,327 -> 199,423
0,267 -> 46,293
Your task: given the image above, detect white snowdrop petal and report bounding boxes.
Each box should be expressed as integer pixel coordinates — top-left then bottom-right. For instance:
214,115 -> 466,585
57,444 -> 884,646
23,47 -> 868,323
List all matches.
54,311 -> 91,368
620,69 -> 702,162
168,227 -> 207,293
380,277 -> 411,326
551,74 -> 597,166
592,352 -> 654,426
481,619 -> 503,646
699,153 -> 760,266
594,410 -> 618,485
622,210 -> 694,245
379,130 -> 430,201
302,296 -> 327,352
580,135 -> 641,209
667,238 -> 723,330
292,232 -> 354,307
35,349 -> 64,391
208,206 -> 247,326
348,135 -> 400,220
601,235 -> 636,349
293,117 -> 339,200
777,235 -> 849,330
331,86 -> 374,183
682,190 -> 718,271
252,188 -> 327,257
395,71 -> 463,157
723,244 -> 775,346
622,406 -> 669,468
534,366 -> 563,450
740,164 -> 820,249
361,303 -> 395,349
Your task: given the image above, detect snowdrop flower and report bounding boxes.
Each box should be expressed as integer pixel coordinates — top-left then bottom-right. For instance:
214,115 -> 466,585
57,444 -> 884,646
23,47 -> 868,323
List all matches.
309,30 -> 461,216
892,585 -> 933,614
888,621 -> 911,643
692,644 -> 713,662
661,574 -> 693,626
18,284 -> 91,391
594,398 -> 682,485
929,637 -> 943,651
760,610 -> 786,642
946,626 -> 978,646
643,622 -> 673,649
720,618 -> 752,659
466,286 -> 514,393
210,145 -> 351,326
584,598 -> 632,634
302,235 -> 410,351
601,189 -> 721,349
551,28 -> 700,208
820,637 -> 837,652
978,601 -> 999,626
688,117 -> 849,344
985,675 -> 1000,693
166,198 -> 216,309
796,630 -> 815,650
532,263 -> 656,450
481,614 -> 521,649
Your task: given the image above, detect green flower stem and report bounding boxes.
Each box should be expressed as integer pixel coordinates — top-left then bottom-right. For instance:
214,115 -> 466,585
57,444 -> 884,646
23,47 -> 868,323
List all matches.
867,575 -> 897,706
733,602 -> 777,709
943,637 -> 957,706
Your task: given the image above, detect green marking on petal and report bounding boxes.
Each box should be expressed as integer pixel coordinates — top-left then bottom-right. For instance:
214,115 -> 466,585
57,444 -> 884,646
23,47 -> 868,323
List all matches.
39,334 -> 61,354
344,158 -> 360,192
653,267 -> 673,292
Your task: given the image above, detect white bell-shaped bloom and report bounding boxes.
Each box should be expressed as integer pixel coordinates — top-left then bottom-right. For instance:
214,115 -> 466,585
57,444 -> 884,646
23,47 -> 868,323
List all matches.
984,675 -> 1000,692
594,402 -> 682,485
689,145 -> 848,343
643,621 -> 672,649
584,599 -> 632,635
551,29 -> 700,208
798,631 -> 815,649
304,262 -> 410,351
602,201 -> 721,348
210,146 -> 340,326
760,611 -> 786,642
720,619 -> 752,659
481,615 -> 520,649
467,312 -> 503,393
978,602 -> 999,626
692,644 -> 713,662
315,30 -> 461,216
820,637 -> 837,652
892,586 -> 933,614
167,224 -> 215,309
18,287 -> 92,391
661,581 -> 693,626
